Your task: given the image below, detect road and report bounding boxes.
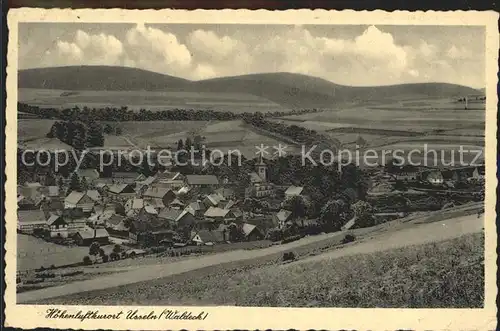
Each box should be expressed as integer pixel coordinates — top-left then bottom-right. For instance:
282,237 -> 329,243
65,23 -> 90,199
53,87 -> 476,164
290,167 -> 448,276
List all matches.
17,213 -> 483,303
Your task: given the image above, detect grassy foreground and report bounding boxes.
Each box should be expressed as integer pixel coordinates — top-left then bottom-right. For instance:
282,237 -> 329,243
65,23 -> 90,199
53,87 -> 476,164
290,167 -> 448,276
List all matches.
42,233 -> 484,307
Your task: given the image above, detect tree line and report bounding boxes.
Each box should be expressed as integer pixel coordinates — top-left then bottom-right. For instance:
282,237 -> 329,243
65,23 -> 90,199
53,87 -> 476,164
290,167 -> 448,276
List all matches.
46,120 -> 104,149
18,102 -> 322,122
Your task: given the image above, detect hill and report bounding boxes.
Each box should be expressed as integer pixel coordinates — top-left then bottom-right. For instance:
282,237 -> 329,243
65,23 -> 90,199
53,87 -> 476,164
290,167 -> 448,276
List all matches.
18,66 -> 481,109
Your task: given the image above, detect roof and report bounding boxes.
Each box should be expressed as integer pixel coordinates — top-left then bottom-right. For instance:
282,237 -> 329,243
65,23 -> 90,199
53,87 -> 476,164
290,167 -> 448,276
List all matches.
146,198 -> 165,209
205,193 -> 225,206
276,209 -> 292,222
176,186 -> 191,195
46,213 -> 63,225
112,172 -> 139,178
249,172 -> 263,183
231,208 -> 243,218
140,176 -> 157,186
158,171 -> 182,181
65,191 -> 85,205
242,223 -> 261,237
175,209 -> 194,222
76,169 -> 100,180
158,207 -> 183,221
191,229 -> 225,243
169,198 -> 185,206
86,190 -> 101,202
43,186 -> 60,197
285,186 -> 304,196
204,207 -> 230,218
189,200 -> 205,211
186,175 -> 219,186
17,209 -> 46,224
77,227 -> 109,239
107,184 -> 131,194
144,205 -> 158,215
106,214 -> 126,226
144,187 -> 174,199
215,187 -> 235,198
128,198 -> 144,210
25,182 -> 42,188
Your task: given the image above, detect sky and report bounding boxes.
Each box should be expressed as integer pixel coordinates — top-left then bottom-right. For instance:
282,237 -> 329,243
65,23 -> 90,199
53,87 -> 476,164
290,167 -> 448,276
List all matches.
18,23 -> 485,88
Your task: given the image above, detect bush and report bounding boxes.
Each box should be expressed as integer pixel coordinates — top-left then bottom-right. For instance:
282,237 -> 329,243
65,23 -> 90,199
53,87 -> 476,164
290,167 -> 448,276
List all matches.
61,270 -> 83,277
99,248 -> 106,257
282,252 -> 296,262
341,234 -> 356,244
110,252 -> 120,261
83,255 -> 92,265
121,251 -> 128,259
266,228 -> 283,242
281,235 -> 302,244
49,264 -> 56,270
102,254 -> 109,263
36,272 -> 55,279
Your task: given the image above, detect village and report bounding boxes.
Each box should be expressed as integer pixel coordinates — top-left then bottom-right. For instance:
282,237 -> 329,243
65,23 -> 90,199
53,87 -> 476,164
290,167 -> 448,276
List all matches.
17,145 -> 485,275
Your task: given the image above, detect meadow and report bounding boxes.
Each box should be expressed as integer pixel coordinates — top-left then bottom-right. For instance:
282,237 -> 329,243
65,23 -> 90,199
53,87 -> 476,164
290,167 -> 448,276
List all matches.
41,233 -> 484,307
19,88 -> 287,113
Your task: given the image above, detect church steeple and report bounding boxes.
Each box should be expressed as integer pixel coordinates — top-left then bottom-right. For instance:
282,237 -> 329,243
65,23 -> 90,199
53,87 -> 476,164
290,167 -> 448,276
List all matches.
256,155 -> 267,182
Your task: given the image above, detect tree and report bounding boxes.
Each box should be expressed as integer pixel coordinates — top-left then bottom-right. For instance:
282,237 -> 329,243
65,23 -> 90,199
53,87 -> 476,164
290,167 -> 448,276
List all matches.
103,123 -> 113,134
57,176 -> 64,189
140,157 -> 151,177
68,173 -> 81,192
80,177 -> 88,191
143,231 -> 156,248
87,121 -> 104,147
115,126 -> 122,135
185,137 -> 193,151
352,200 -> 374,228
283,196 -> 309,226
177,139 -> 184,151
89,242 -> 101,261
228,224 -> 245,242
83,255 -> 92,265
319,199 -> 345,231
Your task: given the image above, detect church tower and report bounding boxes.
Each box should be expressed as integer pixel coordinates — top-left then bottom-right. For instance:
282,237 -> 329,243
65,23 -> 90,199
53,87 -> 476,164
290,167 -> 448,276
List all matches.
256,155 -> 267,182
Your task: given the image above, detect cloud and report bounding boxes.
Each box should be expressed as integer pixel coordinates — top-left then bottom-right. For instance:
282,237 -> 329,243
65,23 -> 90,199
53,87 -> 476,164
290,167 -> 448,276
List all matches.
45,30 -> 124,66
447,45 -> 473,60
124,24 -> 192,74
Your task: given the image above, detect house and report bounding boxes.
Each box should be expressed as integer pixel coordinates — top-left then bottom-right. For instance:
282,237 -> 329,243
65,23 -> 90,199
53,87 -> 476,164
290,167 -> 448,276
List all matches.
169,198 -> 185,209
285,186 -> 304,199
156,171 -> 185,189
242,223 -> 264,241
40,198 -> 64,217
204,207 -> 231,223
185,175 -> 219,190
158,207 -> 183,223
75,169 -> 100,182
393,165 -> 420,181
215,187 -> 235,199
17,209 -> 47,234
21,182 -> 43,199
105,214 -> 129,238
185,200 -> 206,218
190,229 -> 226,245
136,176 -> 157,193
107,184 -> 136,197
145,198 -> 165,210
274,209 -> 293,228
203,193 -> 225,208
61,208 -> 87,231
75,227 -> 110,246
40,186 -> 60,198
64,191 -> 95,212
128,219 -> 172,246
17,195 -> 37,210
471,167 -> 485,181
174,209 -> 196,230
125,198 -> 145,213
47,213 -> 69,238
86,190 -> 102,203
87,210 -> 115,225
426,171 -> 444,186
112,172 -> 139,184
143,187 -> 176,206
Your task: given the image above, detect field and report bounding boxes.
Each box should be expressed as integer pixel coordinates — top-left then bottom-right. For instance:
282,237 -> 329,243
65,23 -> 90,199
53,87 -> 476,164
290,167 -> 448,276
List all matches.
17,119 -> 56,142
38,231 -> 484,307
17,234 -> 89,272
19,88 -> 288,113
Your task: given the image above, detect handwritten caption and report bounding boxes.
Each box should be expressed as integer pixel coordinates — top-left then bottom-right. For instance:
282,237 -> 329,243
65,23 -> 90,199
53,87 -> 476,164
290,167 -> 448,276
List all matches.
46,308 -> 208,322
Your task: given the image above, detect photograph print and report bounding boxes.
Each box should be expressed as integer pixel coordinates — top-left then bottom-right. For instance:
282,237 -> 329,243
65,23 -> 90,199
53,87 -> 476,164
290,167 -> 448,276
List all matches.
13,18 -> 491,311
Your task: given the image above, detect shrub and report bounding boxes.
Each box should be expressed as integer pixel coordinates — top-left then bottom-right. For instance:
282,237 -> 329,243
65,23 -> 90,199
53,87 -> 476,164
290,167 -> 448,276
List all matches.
281,235 -> 302,244
99,248 -> 106,257
102,254 -> 109,263
83,255 -> 92,265
49,264 -> 56,270
266,228 -> 283,242
121,252 -> 128,259
341,234 -> 356,244
282,252 -> 296,262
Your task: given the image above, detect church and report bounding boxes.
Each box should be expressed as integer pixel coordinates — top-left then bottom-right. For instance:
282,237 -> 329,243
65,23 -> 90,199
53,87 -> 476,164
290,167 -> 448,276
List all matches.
245,155 -> 275,198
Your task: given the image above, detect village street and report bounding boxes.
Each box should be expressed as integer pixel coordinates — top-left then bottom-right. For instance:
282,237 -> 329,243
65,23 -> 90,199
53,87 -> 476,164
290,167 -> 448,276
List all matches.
18,212 -> 484,304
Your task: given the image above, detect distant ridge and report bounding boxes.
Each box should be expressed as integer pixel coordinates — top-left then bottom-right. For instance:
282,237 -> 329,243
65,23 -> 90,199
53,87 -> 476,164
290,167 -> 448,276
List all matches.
18,66 -> 481,108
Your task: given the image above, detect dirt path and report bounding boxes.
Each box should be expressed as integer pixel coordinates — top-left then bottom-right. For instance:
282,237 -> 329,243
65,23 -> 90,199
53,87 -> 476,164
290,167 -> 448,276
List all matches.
17,213 -> 483,303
